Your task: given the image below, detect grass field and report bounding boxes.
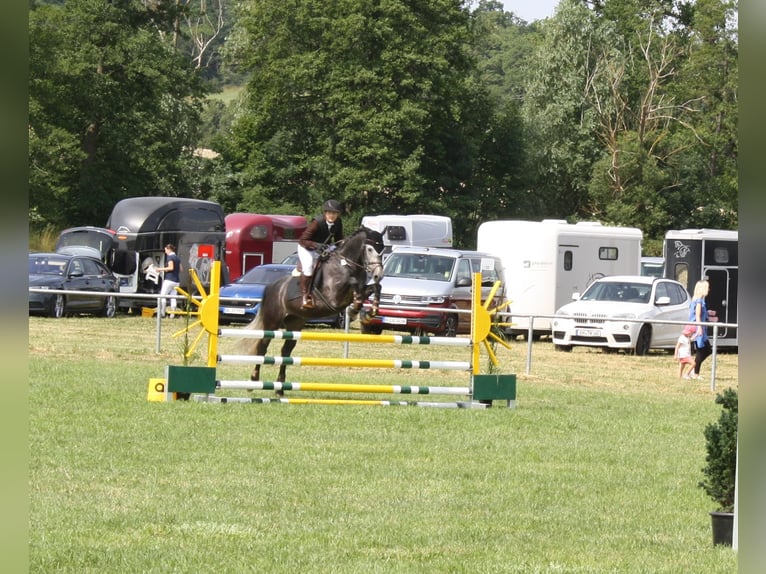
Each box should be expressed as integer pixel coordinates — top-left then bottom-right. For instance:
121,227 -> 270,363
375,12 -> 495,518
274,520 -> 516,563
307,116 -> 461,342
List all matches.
28,315 -> 738,573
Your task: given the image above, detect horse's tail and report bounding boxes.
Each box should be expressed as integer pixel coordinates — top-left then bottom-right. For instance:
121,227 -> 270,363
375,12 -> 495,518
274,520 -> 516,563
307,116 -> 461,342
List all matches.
236,305 -> 265,354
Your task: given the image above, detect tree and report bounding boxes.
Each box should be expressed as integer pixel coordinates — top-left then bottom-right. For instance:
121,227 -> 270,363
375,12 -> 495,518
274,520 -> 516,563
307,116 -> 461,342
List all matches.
29,0 -> 207,229
219,0 -> 485,243
520,0 -> 737,238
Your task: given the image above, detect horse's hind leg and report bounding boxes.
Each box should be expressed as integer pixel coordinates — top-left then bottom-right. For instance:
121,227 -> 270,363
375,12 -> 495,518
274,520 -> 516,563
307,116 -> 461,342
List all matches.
250,338 -> 270,382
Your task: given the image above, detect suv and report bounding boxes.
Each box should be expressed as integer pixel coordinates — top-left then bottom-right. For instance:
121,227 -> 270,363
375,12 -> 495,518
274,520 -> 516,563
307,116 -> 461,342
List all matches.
551,275 -> 691,355
359,247 -> 506,336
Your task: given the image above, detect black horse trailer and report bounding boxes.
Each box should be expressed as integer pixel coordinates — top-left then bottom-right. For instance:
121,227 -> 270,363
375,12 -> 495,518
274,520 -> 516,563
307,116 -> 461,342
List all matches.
663,228 -> 737,348
57,197 -> 227,311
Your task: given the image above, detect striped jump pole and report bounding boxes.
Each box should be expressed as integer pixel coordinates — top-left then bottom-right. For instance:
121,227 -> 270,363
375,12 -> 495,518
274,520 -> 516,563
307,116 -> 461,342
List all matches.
217,380 -> 471,395
218,328 -> 473,347
196,395 -> 488,408
217,355 -> 472,371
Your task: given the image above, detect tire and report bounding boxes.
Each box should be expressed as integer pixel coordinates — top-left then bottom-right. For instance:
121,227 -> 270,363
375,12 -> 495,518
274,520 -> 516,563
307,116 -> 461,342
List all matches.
442,314 -> 458,337
634,325 -> 652,356
50,294 -> 66,318
102,295 -> 117,318
334,311 -> 346,330
554,344 -> 572,352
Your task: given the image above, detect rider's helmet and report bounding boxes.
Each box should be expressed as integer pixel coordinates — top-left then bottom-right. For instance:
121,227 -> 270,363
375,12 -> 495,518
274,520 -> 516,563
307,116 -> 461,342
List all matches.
322,199 -> 342,213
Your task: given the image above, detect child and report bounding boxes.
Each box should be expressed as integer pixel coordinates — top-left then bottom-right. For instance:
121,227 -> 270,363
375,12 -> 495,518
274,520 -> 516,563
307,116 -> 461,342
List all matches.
675,324 -> 697,379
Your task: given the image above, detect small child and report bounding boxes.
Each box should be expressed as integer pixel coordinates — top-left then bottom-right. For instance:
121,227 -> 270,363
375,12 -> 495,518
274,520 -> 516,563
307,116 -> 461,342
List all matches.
675,324 -> 696,379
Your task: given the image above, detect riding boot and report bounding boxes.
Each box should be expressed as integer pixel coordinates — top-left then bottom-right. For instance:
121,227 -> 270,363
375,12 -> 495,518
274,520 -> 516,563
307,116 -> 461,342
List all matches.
300,274 -> 314,309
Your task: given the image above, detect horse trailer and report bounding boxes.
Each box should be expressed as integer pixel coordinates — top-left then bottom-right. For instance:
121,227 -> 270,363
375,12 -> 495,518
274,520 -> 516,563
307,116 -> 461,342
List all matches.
663,228 -> 738,348
224,213 -> 308,281
477,220 -> 643,338
360,214 -> 453,258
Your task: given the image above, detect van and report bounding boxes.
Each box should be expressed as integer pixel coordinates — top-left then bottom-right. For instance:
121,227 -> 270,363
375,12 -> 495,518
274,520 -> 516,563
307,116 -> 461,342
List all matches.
359,247 -> 506,336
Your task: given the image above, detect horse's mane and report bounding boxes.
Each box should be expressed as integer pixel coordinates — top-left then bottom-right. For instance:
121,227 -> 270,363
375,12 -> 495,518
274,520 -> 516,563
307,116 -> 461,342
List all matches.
338,226 -> 384,254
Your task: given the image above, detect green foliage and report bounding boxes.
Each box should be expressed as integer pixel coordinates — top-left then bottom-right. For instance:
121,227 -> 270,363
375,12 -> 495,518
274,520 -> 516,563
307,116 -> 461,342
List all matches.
28,0 -> 207,228
698,387 -> 738,512
28,0 -> 738,247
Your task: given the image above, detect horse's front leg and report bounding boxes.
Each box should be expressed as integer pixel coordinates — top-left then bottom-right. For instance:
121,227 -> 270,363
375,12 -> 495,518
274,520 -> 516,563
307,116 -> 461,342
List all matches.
369,282 -> 381,316
274,339 -> 298,397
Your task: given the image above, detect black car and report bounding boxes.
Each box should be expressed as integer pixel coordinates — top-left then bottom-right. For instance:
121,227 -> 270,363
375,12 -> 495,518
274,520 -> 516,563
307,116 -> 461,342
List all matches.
29,253 -> 120,318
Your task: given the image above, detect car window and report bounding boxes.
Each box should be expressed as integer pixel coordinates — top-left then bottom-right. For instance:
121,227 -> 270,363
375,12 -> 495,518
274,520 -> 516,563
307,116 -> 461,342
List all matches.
666,282 -> 687,305
69,259 -> 84,275
582,281 -> 650,302
81,258 -> 102,276
456,259 -> 472,284
383,253 -> 454,281
240,267 -> 291,284
470,257 -> 502,286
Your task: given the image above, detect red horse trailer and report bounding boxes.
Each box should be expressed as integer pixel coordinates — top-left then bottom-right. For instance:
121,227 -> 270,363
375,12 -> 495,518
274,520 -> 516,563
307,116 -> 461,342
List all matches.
224,213 -> 308,281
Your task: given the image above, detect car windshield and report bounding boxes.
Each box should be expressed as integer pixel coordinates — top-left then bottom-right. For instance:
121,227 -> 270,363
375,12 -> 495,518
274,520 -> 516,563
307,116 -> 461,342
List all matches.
29,255 -> 67,275
238,267 -> 291,285
383,253 -> 455,281
580,281 -> 651,303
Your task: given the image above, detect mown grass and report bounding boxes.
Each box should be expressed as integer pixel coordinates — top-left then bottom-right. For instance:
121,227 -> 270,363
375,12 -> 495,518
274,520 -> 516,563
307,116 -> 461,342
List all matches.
29,315 -> 738,573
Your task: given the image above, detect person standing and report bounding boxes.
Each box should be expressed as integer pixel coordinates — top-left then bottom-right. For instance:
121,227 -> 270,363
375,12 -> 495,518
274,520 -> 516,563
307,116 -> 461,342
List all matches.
688,280 -> 712,379
297,199 -> 343,308
675,324 -> 697,379
158,244 -> 181,318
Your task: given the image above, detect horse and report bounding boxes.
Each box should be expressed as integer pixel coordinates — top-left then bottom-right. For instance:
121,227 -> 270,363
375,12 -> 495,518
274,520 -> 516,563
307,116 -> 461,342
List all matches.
241,226 -> 385,389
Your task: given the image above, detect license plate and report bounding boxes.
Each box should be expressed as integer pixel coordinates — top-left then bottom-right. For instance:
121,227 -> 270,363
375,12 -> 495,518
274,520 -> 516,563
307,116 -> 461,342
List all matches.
223,307 -> 246,315
575,328 -> 601,337
382,316 -> 407,325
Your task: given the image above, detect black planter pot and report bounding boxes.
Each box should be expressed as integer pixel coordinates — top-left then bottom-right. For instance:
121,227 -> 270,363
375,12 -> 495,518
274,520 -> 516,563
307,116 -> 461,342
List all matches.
710,511 -> 734,546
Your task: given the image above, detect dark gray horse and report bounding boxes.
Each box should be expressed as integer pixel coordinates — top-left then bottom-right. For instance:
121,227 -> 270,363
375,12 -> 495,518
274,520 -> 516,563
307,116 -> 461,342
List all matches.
242,226 -> 385,387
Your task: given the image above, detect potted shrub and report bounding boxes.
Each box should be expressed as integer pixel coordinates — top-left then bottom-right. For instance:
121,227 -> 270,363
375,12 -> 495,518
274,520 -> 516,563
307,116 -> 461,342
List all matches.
698,387 -> 738,546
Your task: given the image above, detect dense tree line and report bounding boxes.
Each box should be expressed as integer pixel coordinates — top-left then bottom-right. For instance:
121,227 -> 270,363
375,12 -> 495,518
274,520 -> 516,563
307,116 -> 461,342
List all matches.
29,0 -> 737,248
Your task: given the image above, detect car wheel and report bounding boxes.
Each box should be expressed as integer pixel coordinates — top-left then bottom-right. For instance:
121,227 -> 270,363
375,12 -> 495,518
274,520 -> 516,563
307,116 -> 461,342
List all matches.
442,314 -> 458,337
554,344 -> 572,352
634,325 -> 652,356
102,295 -> 117,318
50,294 -> 66,318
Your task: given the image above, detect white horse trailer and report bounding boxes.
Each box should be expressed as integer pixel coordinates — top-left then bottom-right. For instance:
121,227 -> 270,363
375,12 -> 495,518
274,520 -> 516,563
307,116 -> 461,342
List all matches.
361,214 -> 452,258
477,220 -> 643,338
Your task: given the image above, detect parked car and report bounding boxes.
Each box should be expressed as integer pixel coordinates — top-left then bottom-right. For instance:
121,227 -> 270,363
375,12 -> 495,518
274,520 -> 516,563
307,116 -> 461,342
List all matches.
550,275 -> 691,355
28,252 -> 120,318
359,247 -> 507,336
218,263 -> 345,327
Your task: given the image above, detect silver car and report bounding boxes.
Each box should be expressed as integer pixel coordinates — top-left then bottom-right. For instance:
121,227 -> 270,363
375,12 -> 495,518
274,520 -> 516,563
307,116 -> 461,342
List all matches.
551,275 -> 690,355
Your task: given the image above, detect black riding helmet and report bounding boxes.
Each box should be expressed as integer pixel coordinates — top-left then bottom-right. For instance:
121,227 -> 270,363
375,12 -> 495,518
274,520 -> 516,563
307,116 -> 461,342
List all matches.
323,199 -> 342,213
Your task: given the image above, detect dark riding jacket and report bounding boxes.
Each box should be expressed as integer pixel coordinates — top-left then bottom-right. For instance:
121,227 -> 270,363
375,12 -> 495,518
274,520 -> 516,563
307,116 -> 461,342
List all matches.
299,215 -> 343,250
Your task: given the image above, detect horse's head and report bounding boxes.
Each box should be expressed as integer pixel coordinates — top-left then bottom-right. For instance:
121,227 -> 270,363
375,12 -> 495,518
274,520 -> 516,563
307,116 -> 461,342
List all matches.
360,227 -> 384,283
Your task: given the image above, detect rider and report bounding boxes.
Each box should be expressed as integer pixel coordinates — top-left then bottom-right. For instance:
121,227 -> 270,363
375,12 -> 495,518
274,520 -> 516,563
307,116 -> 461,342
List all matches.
297,199 -> 344,309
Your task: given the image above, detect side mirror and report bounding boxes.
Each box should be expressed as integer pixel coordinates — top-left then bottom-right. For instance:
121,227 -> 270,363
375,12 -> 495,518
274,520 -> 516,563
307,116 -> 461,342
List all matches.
571,292 -> 581,301
456,277 -> 472,287
68,270 -> 84,278
655,296 -> 670,305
